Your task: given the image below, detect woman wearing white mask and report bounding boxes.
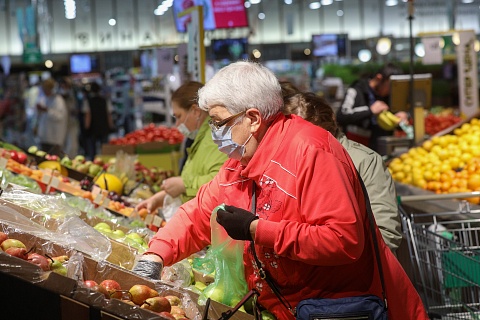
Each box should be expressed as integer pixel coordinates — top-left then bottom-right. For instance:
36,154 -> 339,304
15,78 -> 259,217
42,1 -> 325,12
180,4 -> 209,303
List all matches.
135,81 -> 228,214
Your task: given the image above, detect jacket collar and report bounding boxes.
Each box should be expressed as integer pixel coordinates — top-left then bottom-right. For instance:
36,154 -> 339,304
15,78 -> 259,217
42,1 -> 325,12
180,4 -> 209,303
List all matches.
239,113 -> 289,180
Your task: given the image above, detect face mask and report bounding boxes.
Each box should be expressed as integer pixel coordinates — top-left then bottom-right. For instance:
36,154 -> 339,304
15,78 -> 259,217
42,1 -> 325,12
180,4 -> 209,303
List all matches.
211,122 -> 253,161
177,109 -> 199,139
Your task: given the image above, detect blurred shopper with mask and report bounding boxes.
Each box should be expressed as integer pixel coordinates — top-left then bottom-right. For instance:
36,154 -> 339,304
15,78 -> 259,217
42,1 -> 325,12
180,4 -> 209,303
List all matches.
133,62 -> 427,320
36,78 -> 68,156
59,77 -> 79,158
135,81 -> 227,213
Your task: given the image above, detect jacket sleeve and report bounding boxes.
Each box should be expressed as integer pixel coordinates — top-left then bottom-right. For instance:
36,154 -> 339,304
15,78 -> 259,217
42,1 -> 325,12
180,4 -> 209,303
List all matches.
181,134 -> 228,200
255,146 -> 367,266
146,175 -> 220,266
357,153 -> 403,252
336,87 -> 372,126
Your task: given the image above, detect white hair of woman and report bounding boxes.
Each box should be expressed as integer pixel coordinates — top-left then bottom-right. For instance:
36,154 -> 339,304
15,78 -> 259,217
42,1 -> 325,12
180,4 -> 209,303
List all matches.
198,61 -> 283,121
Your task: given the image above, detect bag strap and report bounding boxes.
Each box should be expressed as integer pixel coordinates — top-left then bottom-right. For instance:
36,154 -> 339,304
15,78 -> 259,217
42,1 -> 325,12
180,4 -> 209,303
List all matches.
249,177 -> 388,316
249,183 -> 296,316
357,175 -> 388,309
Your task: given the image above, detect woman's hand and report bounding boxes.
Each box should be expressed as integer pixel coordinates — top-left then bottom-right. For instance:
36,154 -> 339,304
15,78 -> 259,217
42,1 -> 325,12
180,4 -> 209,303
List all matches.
162,177 -> 186,198
135,190 -> 166,214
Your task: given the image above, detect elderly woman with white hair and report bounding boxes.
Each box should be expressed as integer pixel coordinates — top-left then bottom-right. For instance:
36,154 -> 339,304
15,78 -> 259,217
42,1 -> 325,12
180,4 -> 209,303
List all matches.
134,61 -> 427,320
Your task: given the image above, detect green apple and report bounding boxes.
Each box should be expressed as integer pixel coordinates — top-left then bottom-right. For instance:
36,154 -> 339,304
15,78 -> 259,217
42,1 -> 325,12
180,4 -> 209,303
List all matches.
88,164 -> 102,176
1,239 -> 26,251
36,150 -> 47,157
74,155 -> 85,163
60,156 -> 73,167
126,232 -> 142,240
112,229 -> 125,238
28,146 -> 38,154
94,222 -> 112,231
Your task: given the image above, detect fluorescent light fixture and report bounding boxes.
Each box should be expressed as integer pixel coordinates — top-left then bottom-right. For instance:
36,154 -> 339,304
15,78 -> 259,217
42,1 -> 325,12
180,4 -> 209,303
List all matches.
309,2 -> 321,9
385,0 -> 398,6
321,0 -> 333,5
285,0 -> 293,4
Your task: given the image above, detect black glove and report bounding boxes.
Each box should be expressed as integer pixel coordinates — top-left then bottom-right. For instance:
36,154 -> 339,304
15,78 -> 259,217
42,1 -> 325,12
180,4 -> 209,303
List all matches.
216,205 -> 259,241
132,259 -> 163,280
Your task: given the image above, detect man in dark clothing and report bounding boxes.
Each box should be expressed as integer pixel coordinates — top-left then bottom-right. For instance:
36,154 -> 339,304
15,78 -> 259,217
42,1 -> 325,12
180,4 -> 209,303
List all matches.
82,82 -> 114,160
336,63 -> 408,152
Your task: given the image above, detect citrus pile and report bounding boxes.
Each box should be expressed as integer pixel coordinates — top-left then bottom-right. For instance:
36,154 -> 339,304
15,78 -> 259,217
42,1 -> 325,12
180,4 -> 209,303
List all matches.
388,118 -> 480,204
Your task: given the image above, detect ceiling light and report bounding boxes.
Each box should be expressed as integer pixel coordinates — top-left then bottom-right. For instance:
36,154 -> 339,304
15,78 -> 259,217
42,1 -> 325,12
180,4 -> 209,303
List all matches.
337,10 -> 344,16
414,43 -> 425,57
376,37 -> 392,55
45,60 -> 53,68
475,40 -> 480,52
321,0 -> 333,5
109,18 -> 116,26
358,49 -> 372,62
385,0 -> 398,6
284,0 -> 293,4
258,12 -> 265,19
253,49 -> 261,59
309,2 -> 321,9
64,0 -> 76,19
462,0 -> 474,3
452,32 -> 460,45
250,0 -> 261,4
244,1 -> 251,8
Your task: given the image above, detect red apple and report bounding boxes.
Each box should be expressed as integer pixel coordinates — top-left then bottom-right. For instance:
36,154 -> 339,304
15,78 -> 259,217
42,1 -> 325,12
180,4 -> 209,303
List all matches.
83,280 -> 98,288
0,232 -> 8,245
100,279 -> 122,299
16,152 -> 28,164
27,253 -> 50,271
9,150 -> 19,162
5,247 -> 28,259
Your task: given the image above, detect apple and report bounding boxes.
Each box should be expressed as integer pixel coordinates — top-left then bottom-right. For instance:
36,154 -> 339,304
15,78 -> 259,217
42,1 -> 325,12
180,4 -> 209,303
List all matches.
16,152 -> 27,164
94,222 -> 112,231
36,150 -> 47,157
158,312 -> 176,320
88,164 -> 102,176
83,280 -> 98,288
5,247 -> 28,259
27,253 -> 50,271
1,238 -> 26,251
93,157 -> 105,166
100,280 -> 122,299
60,156 -> 73,167
112,229 -> 125,238
74,155 -> 86,163
0,232 -> 8,245
9,150 -> 19,162
28,146 -> 38,154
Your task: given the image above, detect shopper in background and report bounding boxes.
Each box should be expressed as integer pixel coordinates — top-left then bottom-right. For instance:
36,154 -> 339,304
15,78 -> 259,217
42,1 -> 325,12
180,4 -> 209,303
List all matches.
135,81 -> 228,213
82,82 -> 115,160
283,92 -> 402,252
36,78 -> 68,156
133,61 -> 428,319
59,77 -> 79,158
336,63 -> 408,152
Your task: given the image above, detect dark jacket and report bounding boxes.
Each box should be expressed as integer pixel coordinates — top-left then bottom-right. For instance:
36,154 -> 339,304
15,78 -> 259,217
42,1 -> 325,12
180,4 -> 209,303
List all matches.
336,79 -> 392,151
87,95 -> 110,137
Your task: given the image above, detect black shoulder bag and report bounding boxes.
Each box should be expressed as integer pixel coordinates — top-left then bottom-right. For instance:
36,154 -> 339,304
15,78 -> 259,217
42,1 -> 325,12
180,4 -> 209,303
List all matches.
249,180 -> 388,320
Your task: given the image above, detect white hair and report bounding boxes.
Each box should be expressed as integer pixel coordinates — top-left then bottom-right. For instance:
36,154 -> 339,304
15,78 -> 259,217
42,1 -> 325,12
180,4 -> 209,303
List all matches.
198,61 -> 283,121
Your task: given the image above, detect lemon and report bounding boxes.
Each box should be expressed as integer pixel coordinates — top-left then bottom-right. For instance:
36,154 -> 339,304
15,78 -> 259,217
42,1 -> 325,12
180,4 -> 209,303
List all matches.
38,161 -> 68,176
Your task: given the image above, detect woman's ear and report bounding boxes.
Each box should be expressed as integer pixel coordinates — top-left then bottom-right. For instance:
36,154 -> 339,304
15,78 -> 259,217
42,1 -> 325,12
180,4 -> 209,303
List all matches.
246,108 -> 262,133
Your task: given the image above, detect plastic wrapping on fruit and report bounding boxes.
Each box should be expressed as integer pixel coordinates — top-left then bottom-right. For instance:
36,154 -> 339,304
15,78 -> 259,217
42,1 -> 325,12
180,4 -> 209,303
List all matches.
38,160 -> 68,176
94,173 -> 124,195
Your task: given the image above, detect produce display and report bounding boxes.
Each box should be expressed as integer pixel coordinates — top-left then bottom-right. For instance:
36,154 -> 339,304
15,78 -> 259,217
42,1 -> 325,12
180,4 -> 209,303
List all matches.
108,124 -> 184,146
388,117 -> 480,203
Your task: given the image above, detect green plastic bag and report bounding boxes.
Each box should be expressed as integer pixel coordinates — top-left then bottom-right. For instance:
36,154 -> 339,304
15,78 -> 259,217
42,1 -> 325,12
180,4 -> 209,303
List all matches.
197,204 -> 249,307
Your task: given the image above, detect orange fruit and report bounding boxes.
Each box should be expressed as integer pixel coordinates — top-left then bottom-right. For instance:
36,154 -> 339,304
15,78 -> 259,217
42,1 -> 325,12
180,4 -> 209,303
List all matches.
467,174 -> 480,191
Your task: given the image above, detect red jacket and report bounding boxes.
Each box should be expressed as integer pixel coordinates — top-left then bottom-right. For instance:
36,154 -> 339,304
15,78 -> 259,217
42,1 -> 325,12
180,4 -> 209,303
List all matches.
148,114 -> 428,319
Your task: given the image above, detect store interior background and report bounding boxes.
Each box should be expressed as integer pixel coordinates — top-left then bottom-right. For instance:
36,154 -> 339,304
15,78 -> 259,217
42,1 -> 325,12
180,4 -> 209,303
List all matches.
1,0 -> 480,144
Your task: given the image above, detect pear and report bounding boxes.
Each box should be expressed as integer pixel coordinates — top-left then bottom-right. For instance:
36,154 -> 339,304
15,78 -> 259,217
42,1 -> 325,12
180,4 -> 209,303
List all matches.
141,296 -> 171,313
27,253 -> 50,271
128,284 -> 159,305
165,295 -> 181,306
50,260 -> 67,276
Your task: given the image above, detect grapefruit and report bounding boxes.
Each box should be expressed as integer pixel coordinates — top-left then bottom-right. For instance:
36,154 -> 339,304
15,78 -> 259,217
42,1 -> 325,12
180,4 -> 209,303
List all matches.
94,173 -> 124,195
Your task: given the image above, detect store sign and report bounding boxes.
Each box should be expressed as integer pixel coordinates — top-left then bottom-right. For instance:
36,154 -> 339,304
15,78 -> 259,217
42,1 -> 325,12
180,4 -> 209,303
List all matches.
181,6 -> 205,84
456,30 -> 479,118
421,37 -> 443,65
17,6 -> 42,64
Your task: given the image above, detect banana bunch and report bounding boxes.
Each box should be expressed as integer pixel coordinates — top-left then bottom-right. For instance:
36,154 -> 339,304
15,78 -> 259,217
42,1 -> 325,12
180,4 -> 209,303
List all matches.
377,111 -> 401,131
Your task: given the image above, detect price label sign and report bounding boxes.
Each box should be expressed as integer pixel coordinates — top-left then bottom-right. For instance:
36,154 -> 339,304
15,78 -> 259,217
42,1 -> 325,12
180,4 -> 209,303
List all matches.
94,193 -> 104,205
153,215 -> 164,228
144,214 -> 154,226
41,174 -> 51,184
0,157 -> 7,169
50,177 -> 60,188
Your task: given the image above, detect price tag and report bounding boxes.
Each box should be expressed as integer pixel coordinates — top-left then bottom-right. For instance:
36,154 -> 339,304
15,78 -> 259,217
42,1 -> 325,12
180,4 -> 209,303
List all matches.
50,177 -> 60,188
153,215 -> 163,227
0,157 -> 7,169
144,214 -> 154,226
41,174 -> 51,184
94,193 -> 104,205
102,198 -> 110,208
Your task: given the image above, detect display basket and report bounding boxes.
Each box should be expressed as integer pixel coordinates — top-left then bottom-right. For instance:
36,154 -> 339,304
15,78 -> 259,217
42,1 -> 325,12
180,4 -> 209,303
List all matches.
399,192 -> 480,319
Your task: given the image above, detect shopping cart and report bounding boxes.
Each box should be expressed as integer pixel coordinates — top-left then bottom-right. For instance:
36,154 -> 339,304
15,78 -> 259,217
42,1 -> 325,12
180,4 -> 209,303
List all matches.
399,193 -> 480,319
